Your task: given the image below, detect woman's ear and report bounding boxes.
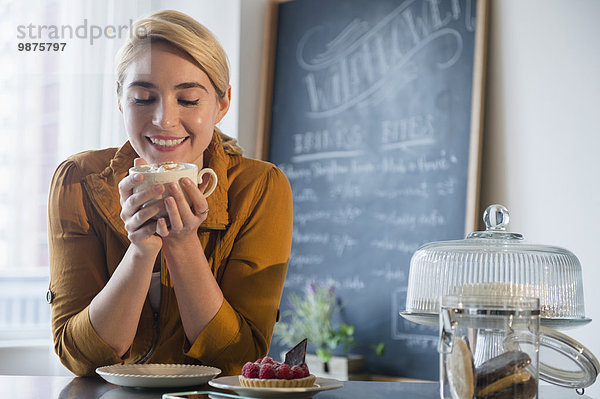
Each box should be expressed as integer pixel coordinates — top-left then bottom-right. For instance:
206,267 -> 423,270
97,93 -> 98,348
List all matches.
214,86 -> 231,124
117,82 -> 123,113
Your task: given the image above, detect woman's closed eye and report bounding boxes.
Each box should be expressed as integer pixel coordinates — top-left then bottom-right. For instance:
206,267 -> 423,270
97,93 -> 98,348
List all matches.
178,99 -> 199,106
133,98 -> 154,105
132,98 -> 199,106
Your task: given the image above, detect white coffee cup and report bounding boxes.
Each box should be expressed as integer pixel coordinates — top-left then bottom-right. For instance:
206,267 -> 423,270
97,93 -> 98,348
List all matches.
129,162 -> 218,218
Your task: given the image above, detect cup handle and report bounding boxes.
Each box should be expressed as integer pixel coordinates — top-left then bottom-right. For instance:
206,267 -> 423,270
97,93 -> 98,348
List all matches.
198,168 -> 218,198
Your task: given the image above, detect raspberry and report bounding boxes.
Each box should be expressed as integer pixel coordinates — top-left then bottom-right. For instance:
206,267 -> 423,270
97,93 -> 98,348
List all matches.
275,363 -> 292,380
300,363 -> 310,377
291,365 -> 305,379
241,362 -> 259,378
259,363 -> 276,379
260,356 -> 274,365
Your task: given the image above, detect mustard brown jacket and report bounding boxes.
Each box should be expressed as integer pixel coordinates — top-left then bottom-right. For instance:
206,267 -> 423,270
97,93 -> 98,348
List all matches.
47,131 -> 293,376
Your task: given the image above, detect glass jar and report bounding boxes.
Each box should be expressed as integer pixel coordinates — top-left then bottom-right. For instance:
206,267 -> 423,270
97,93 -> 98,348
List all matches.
439,296 -> 540,399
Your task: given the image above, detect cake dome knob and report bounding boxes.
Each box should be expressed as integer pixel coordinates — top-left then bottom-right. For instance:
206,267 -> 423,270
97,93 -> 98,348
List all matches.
483,204 -> 509,231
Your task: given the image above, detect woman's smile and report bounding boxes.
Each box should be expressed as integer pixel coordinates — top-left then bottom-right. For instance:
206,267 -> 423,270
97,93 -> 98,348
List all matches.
146,135 -> 189,152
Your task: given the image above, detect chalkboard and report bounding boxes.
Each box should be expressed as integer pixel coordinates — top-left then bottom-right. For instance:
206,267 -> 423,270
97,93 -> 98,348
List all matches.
261,0 -> 488,380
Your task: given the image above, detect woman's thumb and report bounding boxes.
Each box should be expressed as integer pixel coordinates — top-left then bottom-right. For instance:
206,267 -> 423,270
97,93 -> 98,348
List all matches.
134,157 -> 148,167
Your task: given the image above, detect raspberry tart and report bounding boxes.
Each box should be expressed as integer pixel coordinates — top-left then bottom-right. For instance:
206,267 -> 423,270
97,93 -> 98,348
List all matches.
238,339 -> 316,388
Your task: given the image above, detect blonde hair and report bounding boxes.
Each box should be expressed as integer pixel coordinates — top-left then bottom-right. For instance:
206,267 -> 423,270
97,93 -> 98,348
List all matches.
116,10 -> 230,99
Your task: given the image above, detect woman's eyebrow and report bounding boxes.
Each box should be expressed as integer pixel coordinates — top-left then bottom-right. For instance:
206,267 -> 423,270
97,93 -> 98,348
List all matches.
174,82 -> 208,92
127,81 -> 208,93
128,81 -> 155,89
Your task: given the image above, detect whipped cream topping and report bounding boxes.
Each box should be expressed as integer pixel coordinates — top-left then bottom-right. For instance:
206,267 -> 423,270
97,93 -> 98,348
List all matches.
135,161 -> 188,173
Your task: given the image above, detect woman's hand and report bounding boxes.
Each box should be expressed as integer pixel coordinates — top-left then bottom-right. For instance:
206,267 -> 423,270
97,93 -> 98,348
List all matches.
157,173 -> 211,243
118,158 -> 165,255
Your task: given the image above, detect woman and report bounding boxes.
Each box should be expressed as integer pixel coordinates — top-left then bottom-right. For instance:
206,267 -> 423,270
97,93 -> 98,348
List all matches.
47,10 -> 293,376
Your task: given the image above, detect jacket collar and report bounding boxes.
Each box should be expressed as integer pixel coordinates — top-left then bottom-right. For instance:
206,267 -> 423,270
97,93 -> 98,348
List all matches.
82,131 -> 230,245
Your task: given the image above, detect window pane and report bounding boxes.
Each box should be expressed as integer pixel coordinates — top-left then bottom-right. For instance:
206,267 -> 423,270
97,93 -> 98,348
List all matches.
1,0 -> 129,341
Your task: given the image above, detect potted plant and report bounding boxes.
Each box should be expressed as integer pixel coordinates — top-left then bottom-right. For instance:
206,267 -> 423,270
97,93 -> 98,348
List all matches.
273,280 -> 383,379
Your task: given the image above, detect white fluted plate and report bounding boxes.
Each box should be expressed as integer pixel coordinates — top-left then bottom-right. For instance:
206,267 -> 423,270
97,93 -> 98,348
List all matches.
208,376 -> 343,398
96,364 -> 221,388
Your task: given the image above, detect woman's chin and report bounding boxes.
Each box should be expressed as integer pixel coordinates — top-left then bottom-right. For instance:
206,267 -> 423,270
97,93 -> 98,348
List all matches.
144,146 -> 188,163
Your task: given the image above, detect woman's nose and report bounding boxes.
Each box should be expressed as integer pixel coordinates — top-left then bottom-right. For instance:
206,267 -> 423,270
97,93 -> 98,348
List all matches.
152,99 -> 178,128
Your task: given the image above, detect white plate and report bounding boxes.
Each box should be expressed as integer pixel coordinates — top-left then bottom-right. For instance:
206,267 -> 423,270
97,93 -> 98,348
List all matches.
208,375 -> 343,398
96,363 -> 221,388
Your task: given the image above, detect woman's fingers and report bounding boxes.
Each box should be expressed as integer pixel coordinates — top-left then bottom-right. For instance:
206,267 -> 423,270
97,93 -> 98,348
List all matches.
122,201 -> 163,233
127,219 -> 159,243
117,158 -> 165,252
181,177 -> 209,219
118,173 -> 144,206
161,177 -> 209,235
118,157 -> 149,207
166,181 -> 195,221
120,184 -> 165,220
164,195 -> 184,232
156,217 -> 169,237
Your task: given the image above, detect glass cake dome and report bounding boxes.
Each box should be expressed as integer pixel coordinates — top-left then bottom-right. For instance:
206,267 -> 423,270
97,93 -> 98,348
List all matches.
402,204 -> 599,390
402,204 -> 589,329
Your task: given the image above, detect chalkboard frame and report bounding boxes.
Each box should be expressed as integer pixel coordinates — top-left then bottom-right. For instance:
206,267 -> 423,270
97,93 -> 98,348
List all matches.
256,0 -> 489,234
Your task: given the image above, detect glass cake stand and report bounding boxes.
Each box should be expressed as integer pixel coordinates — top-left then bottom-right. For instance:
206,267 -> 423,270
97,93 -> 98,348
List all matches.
402,204 -> 598,390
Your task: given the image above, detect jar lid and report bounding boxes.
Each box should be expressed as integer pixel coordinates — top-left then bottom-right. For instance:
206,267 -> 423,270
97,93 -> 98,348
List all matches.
404,204 -> 587,321
505,326 -> 599,389
538,327 -> 599,389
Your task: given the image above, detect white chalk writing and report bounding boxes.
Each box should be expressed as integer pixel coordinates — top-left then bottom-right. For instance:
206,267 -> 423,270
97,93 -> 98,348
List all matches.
289,252 -> 324,268
311,160 -> 350,181
278,164 -> 312,180
436,177 -> 456,196
416,150 -> 457,172
370,238 -> 421,253
381,115 -> 435,150
292,123 -> 364,161
330,184 -> 363,199
298,0 -> 470,118
374,212 -> 417,229
332,234 -> 358,257
295,204 -> 362,225
373,209 -> 446,229
293,188 -> 319,202
372,263 -> 407,282
292,228 -> 329,244
373,182 -> 429,199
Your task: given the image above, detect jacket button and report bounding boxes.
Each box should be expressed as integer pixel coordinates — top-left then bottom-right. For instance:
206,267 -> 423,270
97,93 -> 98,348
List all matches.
46,290 -> 54,304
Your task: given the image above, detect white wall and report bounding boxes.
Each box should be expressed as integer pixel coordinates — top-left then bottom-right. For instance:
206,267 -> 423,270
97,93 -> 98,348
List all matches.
481,1 -> 600,395
239,0 -> 271,155
239,0 -> 600,394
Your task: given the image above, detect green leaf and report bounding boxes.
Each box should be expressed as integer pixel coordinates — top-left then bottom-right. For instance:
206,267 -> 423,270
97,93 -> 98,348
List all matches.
373,342 -> 385,357
339,324 -> 354,336
316,348 -> 332,364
